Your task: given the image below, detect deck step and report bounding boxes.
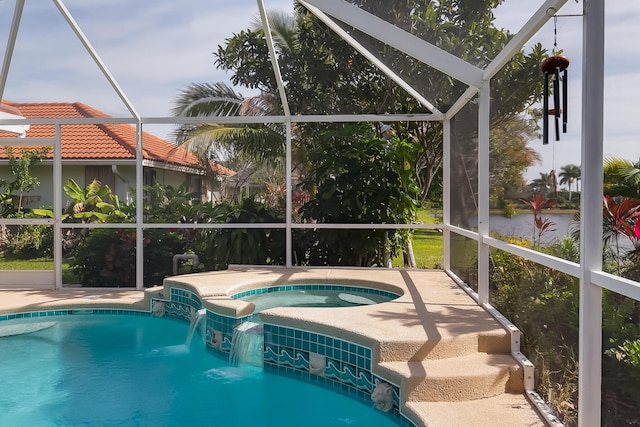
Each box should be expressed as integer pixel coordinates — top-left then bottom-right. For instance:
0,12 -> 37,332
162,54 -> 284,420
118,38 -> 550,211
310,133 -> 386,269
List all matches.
377,352 -> 523,402
404,393 -> 546,427
377,329 -> 512,363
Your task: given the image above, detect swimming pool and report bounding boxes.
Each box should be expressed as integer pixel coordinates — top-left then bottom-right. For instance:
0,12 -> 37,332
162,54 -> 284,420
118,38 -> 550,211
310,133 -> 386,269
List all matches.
233,284 -> 400,312
0,314 -> 401,426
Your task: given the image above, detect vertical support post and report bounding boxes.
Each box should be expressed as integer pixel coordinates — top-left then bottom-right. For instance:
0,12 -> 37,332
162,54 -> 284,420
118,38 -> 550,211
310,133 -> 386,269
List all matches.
443,119 -> 451,272
579,0 -> 604,425
54,125 -> 62,289
285,120 -> 293,268
477,82 -> 490,304
136,122 -> 144,290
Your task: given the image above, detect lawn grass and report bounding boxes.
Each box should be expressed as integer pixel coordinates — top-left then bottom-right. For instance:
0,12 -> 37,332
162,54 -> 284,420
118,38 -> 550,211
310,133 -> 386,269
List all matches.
0,257 -> 54,270
393,208 -> 444,269
0,257 -> 79,283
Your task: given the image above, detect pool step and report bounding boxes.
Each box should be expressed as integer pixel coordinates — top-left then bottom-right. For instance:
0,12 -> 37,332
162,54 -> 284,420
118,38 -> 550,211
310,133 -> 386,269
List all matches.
377,352 -> 523,402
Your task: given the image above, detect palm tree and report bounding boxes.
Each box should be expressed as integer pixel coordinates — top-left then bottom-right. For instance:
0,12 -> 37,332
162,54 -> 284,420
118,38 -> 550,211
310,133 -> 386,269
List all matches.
170,11 -> 299,190
529,172 -> 551,198
604,157 -> 640,198
558,164 -> 581,201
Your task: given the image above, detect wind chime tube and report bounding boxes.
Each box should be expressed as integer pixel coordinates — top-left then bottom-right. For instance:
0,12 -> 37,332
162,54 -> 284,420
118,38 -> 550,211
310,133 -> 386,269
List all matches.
562,69 -> 568,133
554,67 -> 561,141
543,72 -> 549,145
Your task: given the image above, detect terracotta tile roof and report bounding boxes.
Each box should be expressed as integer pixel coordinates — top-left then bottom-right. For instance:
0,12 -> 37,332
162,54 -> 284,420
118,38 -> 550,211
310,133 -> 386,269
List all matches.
0,101 -> 234,176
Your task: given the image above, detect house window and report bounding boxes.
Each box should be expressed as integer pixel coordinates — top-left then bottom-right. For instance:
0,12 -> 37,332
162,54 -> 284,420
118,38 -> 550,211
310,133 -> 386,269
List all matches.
85,166 -> 115,191
144,169 -> 156,187
188,175 -> 203,204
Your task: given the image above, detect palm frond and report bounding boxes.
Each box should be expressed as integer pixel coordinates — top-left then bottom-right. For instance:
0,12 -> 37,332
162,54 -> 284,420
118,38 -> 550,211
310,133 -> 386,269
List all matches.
171,82 -> 244,117
172,123 -> 284,163
249,10 -> 298,51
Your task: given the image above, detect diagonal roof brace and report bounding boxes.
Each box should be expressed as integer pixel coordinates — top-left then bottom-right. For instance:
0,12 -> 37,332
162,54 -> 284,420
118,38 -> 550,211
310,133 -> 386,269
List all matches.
300,0 -> 443,117
484,0 -> 569,81
257,0 -> 291,117
52,0 -> 140,120
304,0 -> 484,89
0,0 -> 26,103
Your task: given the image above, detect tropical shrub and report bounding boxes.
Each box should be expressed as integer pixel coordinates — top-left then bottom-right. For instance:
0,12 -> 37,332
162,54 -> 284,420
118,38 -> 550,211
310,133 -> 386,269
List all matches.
198,198 -> 285,270
69,229 -> 141,287
1,222 -> 53,259
298,126 -> 420,266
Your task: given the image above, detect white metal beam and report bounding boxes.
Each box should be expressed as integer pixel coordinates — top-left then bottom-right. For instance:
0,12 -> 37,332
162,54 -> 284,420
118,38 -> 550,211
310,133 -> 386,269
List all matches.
579,0 -> 604,424
300,0 -> 443,116
136,122 -> 144,290
484,0 -> 569,81
52,0 -> 140,120
304,0 -> 483,89
477,82 -> 490,304
443,119 -> 451,272
257,0 -> 291,117
53,125 -> 62,289
285,120 -> 292,267
446,87 -> 479,120
0,0 -> 25,102
593,271 -> 640,301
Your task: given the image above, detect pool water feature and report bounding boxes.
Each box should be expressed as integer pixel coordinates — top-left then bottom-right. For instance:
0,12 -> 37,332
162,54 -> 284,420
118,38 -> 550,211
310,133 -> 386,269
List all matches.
234,284 -> 399,313
185,307 -> 206,346
229,321 -> 264,367
0,314 -> 401,427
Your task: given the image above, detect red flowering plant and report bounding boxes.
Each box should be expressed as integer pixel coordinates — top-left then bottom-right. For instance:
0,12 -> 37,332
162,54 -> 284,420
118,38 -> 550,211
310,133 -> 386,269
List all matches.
603,195 -> 640,274
520,193 -> 557,247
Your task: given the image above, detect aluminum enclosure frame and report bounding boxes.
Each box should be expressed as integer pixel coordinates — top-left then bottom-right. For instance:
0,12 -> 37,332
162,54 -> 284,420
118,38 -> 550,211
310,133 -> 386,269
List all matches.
0,0 -> 631,425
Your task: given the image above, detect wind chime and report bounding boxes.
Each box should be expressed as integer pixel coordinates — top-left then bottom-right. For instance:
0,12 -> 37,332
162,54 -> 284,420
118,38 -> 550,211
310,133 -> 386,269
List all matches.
540,16 -> 570,145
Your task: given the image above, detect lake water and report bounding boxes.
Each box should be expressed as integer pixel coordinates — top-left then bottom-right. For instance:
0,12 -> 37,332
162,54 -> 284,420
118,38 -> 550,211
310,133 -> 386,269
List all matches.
489,213 -> 578,243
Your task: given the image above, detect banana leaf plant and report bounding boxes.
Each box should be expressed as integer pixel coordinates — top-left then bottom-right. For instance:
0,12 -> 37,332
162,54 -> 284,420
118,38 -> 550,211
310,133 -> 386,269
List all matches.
33,179 -> 129,223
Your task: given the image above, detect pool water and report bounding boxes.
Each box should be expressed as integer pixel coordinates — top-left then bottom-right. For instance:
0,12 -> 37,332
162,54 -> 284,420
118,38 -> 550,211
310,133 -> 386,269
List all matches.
238,286 -> 397,312
0,314 -> 400,427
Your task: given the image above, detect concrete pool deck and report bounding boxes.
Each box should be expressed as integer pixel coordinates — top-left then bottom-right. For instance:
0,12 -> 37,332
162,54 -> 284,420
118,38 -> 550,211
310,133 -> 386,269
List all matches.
0,266 -> 550,427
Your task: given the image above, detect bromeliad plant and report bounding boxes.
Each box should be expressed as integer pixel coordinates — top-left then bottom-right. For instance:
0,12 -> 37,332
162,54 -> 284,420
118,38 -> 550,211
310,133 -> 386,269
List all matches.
520,193 -> 557,247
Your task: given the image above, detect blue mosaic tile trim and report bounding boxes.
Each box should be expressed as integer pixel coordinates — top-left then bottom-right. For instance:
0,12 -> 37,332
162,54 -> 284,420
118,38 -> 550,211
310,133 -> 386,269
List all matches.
162,301 -> 193,321
264,346 -> 310,370
206,312 -> 253,337
231,284 -> 400,300
264,324 -> 371,370
263,363 -> 414,427
170,287 -> 202,308
0,308 -> 150,321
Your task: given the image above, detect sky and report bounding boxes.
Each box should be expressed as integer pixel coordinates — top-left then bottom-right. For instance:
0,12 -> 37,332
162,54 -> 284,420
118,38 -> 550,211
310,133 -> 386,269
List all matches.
0,0 -> 639,184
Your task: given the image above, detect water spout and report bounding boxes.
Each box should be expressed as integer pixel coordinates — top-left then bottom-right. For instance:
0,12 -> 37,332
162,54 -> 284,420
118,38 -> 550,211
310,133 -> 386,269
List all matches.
229,322 -> 264,368
371,381 -> 394,412
185,308 -> 206,347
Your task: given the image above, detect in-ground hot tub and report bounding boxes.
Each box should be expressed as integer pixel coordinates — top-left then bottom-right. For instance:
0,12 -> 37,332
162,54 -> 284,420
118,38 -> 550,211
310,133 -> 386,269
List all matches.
231,284 -> 401,313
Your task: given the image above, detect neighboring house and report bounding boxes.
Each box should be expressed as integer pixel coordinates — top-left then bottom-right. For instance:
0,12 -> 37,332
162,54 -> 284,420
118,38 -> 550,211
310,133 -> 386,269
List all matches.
0,101 -> 234,209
